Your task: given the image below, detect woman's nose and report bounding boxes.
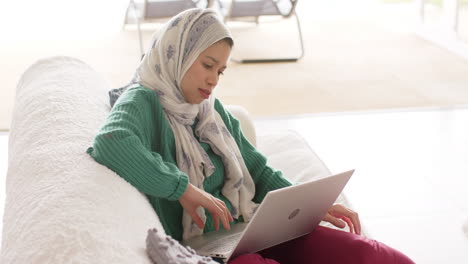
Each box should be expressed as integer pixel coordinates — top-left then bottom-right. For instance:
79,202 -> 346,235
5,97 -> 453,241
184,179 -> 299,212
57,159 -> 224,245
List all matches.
207,72 -> 218,88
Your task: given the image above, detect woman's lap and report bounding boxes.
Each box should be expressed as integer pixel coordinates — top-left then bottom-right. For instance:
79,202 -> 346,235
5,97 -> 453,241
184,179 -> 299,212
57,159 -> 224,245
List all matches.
229,226 -> 415,264
228,253 -> 280,264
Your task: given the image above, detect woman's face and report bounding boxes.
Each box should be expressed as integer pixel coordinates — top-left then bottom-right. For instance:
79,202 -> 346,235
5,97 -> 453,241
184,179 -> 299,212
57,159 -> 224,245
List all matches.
181,40 -> 231,104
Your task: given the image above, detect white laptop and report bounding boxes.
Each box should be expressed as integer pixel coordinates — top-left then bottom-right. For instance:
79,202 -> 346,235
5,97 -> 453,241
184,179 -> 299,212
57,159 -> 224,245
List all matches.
182,169 -> 355,263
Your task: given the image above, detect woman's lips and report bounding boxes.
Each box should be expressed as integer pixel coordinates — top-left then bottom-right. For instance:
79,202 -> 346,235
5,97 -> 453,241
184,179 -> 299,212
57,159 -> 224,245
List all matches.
199,88 -> 211,99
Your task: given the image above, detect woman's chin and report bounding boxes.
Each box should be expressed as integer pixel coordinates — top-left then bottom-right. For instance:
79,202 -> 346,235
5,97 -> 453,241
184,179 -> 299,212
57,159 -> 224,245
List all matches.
188,98 -> 204,105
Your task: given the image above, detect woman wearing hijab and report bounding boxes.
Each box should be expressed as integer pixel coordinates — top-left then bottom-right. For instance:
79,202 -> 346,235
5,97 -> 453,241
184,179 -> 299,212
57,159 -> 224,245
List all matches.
87,8 -> 414,264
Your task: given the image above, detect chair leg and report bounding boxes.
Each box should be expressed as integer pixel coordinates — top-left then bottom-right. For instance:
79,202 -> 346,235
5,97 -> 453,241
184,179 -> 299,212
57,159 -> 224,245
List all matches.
293,10 -> 305,60
128,0 -> 145,58
122,1 -> 132,29
136,17 -> 144,57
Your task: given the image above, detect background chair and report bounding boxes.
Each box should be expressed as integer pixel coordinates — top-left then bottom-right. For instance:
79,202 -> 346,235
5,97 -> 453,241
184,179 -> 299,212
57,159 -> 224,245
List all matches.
124,0 -> 208,57
215,0 -> 304,63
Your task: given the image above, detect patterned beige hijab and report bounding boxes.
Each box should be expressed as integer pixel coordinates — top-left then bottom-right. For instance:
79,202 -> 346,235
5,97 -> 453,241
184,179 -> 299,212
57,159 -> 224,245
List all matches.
136,8 -> 258,240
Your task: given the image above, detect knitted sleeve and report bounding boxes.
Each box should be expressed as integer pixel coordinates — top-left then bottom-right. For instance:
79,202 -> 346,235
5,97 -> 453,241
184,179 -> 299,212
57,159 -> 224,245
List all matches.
214,99 -> 293,203
86,88 -> 188,201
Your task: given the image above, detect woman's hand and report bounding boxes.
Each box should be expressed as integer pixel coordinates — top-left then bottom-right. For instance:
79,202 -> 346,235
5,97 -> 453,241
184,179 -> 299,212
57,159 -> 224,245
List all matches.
322,204 -> 361,235
179,183 -> 234,231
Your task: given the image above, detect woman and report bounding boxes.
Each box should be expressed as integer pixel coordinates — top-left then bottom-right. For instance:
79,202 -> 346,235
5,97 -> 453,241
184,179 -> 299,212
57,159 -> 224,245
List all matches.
87,8 -> 414,264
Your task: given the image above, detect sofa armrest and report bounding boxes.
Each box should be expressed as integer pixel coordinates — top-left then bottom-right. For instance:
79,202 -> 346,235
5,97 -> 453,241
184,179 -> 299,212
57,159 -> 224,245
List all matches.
2,57 -> 156,264
225,105 -> 257,147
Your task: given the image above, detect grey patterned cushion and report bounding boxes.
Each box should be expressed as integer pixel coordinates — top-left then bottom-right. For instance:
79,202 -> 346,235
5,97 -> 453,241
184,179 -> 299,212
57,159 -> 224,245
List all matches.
108,86 -> 128,108
109,71 -> 140,107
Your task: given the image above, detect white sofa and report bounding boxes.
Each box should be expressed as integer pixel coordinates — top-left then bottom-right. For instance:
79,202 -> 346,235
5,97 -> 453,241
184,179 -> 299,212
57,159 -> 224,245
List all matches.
1,57 -> 355,263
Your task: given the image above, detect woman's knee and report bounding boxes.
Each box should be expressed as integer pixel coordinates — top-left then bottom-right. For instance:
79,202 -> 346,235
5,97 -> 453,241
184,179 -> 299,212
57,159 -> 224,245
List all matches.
347,237 -> 415,264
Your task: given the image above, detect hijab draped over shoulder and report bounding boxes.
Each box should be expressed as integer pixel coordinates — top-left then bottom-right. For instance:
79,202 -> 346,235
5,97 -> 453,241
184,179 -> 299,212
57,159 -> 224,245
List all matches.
136,8 -> 258,240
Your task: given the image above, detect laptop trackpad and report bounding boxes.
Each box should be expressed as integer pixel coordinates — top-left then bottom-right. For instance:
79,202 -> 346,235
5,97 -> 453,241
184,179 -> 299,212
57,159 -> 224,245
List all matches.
182,223 -> 248,256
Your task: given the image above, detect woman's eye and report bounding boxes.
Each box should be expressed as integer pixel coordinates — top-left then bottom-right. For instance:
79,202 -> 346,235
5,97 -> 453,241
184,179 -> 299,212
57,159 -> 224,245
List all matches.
203,62 -> 223,75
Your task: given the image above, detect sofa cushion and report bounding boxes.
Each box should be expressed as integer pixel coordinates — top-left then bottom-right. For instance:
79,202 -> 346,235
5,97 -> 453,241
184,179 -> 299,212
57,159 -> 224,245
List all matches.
256,129 -> 353,230
257,129 -> 331,183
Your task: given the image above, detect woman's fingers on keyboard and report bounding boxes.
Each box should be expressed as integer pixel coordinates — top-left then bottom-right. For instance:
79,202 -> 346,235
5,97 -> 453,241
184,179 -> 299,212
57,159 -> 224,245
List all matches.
209,197 -> 231,231
216,199 -> 232,230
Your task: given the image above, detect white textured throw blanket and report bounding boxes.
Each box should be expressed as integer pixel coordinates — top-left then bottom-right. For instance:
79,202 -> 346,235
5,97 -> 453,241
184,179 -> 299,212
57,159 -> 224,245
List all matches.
1,57 -> 160,263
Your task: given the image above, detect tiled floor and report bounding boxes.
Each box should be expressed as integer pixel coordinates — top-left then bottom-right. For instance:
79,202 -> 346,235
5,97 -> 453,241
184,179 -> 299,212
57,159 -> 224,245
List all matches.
254,106 -> 468,264
1,107 -> 468,263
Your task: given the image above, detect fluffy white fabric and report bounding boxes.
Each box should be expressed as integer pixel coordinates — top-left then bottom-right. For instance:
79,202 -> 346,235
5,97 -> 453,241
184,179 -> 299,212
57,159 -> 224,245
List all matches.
1,57 -> 160,263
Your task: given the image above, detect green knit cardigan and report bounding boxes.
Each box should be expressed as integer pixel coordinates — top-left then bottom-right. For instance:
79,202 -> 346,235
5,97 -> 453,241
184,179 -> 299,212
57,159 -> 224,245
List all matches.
87,85 -> 292,241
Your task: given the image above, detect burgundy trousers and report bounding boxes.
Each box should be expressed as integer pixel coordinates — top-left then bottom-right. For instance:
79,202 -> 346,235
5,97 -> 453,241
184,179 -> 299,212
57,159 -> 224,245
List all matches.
229,226 -> 415,264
